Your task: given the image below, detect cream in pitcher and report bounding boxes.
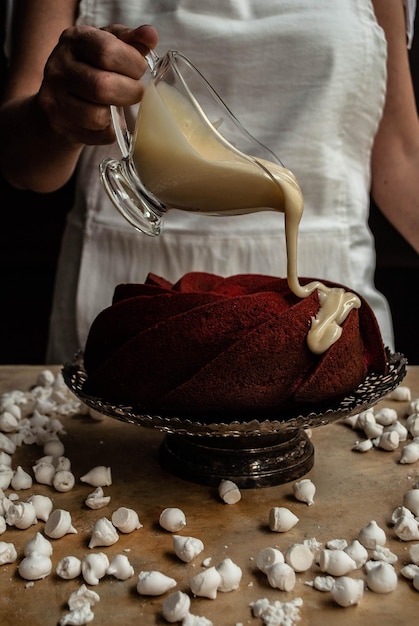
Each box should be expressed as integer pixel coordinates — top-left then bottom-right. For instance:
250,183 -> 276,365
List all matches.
132,80 -> 297,215
101,50 -> 360,354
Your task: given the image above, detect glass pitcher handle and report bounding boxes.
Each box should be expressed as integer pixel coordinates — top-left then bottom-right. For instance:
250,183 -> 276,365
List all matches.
145,49 -> 160,72
110,105 -> 131,158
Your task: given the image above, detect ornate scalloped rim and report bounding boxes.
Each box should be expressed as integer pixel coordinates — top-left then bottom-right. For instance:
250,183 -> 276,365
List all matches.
62,349 -> 407,437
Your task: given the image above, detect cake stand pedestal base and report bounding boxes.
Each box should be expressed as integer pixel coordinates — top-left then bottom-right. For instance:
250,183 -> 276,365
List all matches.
159,429 -> 314,488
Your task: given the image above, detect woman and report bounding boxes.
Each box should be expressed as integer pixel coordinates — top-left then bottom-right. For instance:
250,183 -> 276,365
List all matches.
1,1 -> 418,363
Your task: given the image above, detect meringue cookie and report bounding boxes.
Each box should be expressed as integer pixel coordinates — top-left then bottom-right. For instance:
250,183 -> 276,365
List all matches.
399,441 -> 419,464
343,540 -> 369,568
159,507 -> 186,532
256,547 -> 284,574
266,562 -> 296,591
27,494 -> 53,522
80,466 -> 112,487
32,461 -> 55,486
215,558 -> 242,592
111,507 -> 142,533
285,543 -> 314,572
173,535 -> 204,563
218,479 -> 241,504
189,567 -> 222,599
44,509 -> 77,539
88,517 -> 119,548
56,556 -> 82,580
137,570 -> 177,596
81,553 -> 109,585
18,553 -> 52,580
366,561 -> 398,593
10,466 -> 33,490
106,554 -> 134,580
318,549 -> 356,576
358,520 -> 387,549
5,502 -> 37,529
331,576 -> 364,607
43,437 -> 65,458
24,532 -> 53,557
268,507 -> 299,532
293,478 -> 316,505
403,488 -> 419,517
53,470 -> 76,493
162,590 -> 191,623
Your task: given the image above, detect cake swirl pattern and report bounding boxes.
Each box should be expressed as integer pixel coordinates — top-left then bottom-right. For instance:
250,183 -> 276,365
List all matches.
83,272 -> 388,420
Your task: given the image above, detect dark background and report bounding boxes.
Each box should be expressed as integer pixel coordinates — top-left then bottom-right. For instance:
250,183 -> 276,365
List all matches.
368,17 -> 419,365
1,8 -> 418,364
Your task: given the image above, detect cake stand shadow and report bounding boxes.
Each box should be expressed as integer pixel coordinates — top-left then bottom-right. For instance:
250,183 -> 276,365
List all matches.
63,350 -> 407,488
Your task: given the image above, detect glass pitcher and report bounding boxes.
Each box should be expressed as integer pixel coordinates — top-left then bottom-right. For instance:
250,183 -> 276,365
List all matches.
100,49 -> 287,236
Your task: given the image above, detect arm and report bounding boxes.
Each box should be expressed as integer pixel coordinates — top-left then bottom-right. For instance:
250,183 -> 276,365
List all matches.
371,0 -> 419,253
0,0 -> 158,192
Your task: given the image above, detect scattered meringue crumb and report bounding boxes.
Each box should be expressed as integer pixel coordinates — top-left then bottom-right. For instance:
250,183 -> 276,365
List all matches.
250,597 -> 303,626
85,487 -> 111,510
59,584 -> 100,625
305,575 -> 335,592
0,541 -> 17,565
182,613 -> 213,626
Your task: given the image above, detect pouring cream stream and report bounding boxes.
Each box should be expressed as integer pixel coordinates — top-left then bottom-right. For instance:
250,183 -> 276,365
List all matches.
132,81 -> 360,353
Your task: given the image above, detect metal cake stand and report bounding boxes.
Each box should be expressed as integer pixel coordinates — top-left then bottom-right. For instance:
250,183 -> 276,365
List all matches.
63,349 -> 407,488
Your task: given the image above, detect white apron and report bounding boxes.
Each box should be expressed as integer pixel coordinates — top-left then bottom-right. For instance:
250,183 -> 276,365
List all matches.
48,0 -> 395,362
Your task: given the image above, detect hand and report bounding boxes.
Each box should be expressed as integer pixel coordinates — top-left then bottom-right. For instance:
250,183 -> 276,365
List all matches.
37,24 -> 158,147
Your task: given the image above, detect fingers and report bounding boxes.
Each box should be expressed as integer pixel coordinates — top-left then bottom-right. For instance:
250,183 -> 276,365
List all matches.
38,85 -> 116,146
38,24 -> 157,146
105,23 -> 159,57
62,25 -> 149,80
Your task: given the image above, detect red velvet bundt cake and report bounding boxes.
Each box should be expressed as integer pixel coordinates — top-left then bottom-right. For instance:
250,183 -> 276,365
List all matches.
82,272 -> 388,419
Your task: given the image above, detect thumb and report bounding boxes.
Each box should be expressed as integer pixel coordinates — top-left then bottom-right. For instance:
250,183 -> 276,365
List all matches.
104,24 -> 159,56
